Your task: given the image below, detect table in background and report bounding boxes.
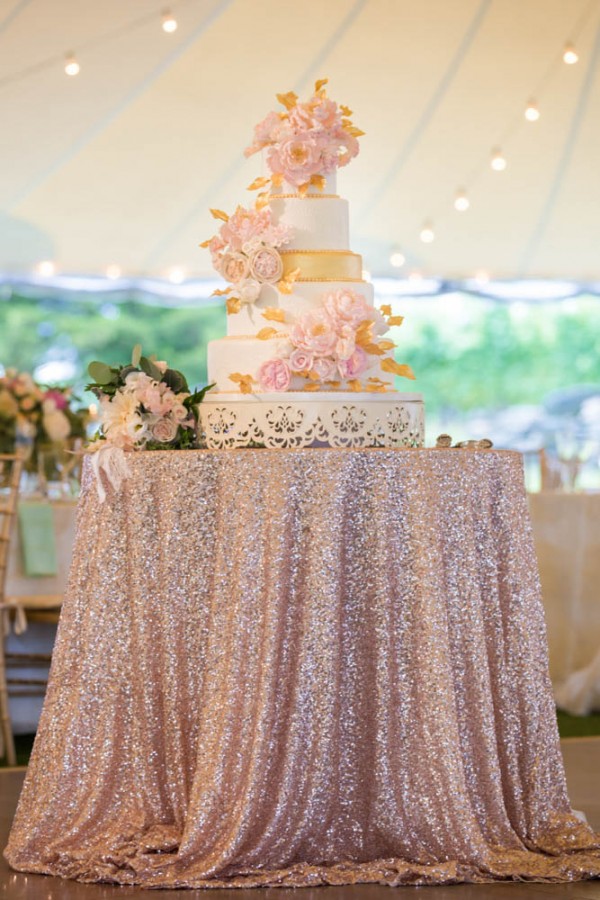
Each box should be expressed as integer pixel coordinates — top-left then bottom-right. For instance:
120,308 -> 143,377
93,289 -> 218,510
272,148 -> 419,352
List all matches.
5,449 -> 600,888
528,491 -> 600,712
5,498 -> 77,733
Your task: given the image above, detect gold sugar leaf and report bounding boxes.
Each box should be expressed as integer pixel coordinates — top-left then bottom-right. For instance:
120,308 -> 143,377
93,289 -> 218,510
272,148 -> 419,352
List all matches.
212,288 -> 230,297
314,78 -> 328,93
302,382 -> 320,392
343,123 -> 365,137
310,174 -> 326,191
325,380 -> 341,389
297,182 -> 310,198
276,91 -> 298,110
210,208 -> 229,222
366,383 -> 387,393
199,238 -> 211,248
229,373 -> 255,394
355,321 -> 374,347
340,104 -> 353,117
278,268 -> 300,294
368,377 -> 386,383
380,358 -> 416,380
378,339 -> 397,351
271,173 -> 283,187
387,315 -> 404,327
262,307 -> 286,323
362,342 -> 385,356
247,176 -> 271,191
255,191 -> 271,210
380,304 -> 392,316
307,370 -> 320,381
347,379 -> 363,392
257,327 -> 280,340
226,297 -> 242,315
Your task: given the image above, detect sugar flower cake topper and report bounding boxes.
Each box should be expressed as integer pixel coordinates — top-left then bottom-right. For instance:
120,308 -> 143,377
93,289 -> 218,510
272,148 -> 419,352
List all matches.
244,77 -> 364,198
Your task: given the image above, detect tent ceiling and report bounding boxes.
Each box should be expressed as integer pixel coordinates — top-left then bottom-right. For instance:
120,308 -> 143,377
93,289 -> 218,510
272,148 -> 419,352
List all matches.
1,0 -> 599,281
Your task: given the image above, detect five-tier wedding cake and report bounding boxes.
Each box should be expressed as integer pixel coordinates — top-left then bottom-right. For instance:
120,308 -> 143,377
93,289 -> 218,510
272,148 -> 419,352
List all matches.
199,80 -> 425,448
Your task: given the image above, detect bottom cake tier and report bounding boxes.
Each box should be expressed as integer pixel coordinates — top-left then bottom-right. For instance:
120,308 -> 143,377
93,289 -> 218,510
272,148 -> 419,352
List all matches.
199,392 -> 425,449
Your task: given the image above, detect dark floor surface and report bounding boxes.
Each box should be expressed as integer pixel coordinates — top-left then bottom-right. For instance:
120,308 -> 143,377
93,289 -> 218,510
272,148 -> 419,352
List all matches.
1,738 -> 599,898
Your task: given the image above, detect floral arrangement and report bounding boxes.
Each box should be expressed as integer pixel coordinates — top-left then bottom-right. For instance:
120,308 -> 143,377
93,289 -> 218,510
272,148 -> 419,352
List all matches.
86,346 -> 213,451
228,289 -> 414,394
244,78 -> 364,196
0,369 -> 87,467
200,203 -> 299,314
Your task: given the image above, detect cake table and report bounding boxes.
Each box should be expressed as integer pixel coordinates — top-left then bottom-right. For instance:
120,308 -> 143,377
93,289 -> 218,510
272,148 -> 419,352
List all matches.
5,448 -> 600,888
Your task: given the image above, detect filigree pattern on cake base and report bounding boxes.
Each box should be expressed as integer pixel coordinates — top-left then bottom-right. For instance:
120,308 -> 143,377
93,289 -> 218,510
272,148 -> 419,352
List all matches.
200,392 -> 424,449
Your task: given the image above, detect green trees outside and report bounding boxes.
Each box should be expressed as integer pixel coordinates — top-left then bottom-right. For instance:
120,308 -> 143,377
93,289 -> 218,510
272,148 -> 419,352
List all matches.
0,290 -> 598,418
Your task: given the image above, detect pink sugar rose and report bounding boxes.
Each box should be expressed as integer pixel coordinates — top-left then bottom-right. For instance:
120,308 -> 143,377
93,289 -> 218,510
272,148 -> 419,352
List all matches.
338,347 -> 368,380
290,309 -> 338,357
250,246 -> 283,283
267,135 -> 322,186
257,358 -> 291,392
289,349 -> 314,373
311,356 -> 337,381
221,251 -> 250,283
335,324 -> 356,361
324,288 -> 372,329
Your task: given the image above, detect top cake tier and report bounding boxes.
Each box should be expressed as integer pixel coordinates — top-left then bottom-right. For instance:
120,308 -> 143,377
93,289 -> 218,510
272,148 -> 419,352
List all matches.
269,170 -> 350,255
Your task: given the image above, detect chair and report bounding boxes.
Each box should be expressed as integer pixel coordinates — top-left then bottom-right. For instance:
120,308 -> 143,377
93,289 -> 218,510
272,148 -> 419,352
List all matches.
0,453 -> 24,765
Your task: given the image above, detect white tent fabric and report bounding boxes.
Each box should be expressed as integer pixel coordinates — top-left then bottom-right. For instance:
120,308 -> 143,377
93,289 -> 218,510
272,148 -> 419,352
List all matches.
1,0 -> 599,281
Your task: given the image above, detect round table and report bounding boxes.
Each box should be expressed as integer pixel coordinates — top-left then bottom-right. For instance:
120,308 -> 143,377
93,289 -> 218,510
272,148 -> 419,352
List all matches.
5,449 -> 600,887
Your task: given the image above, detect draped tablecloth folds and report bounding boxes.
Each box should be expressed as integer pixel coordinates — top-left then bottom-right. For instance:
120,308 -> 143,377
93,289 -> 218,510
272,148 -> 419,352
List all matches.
4,449 -> 600,888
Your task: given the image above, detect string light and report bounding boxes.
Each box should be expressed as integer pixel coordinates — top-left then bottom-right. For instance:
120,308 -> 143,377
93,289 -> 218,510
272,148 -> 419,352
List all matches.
420,221 -> 435,243
490,148 -> 507,171
390,250 -> 406,267
454,189 -> 470,212
36,260 -> 56,276
162,10 -> 178,33
168,266 -> 185,283
64,54 -> 80,76
524,99 -> 540,121
563,42 -> 579,64
106,264 -> 122,280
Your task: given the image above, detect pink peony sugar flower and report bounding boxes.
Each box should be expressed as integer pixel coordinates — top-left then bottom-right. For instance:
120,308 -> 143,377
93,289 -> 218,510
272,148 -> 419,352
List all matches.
324,288 -> 375,330
338,347 -> 369,380
311,97 -> 341,130
257,358 -> 291,392
290,309 -> 338,357
335,324 -> 357,361
311,356 -> 337,381
289,349 -> 314,373
267,135 -> 322,187
220,206 -> 272,252
244,110 -> 292,157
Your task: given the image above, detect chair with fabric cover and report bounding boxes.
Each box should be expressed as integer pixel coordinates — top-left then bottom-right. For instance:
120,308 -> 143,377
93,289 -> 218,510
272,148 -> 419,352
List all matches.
0,453 -> 24,765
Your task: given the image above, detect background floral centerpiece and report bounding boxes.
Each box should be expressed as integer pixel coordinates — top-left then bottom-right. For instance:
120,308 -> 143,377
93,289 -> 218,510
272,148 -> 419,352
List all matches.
0,369 -> 88,474
86,345 -> 213,451
244,77 -> 364,196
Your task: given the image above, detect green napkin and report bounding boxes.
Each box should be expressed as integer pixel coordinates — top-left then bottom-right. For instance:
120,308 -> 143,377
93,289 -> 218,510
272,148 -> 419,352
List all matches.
18,502 -> 58,577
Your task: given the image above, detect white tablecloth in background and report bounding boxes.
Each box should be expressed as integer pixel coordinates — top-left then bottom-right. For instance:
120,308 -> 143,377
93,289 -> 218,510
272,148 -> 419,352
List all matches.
528,491 -> 600,712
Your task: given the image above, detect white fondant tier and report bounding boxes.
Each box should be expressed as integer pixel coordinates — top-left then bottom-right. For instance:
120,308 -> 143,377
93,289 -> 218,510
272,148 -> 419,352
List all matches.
270,196 -> 349,251
207,335 -> 395,393
199,391 -> 425,449
226,281 -> 374,338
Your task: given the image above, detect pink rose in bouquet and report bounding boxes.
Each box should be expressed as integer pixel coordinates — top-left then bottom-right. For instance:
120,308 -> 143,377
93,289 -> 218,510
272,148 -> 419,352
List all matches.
290,309 -> 338,357
257,358 -> 291,392
151,417 -> 179,443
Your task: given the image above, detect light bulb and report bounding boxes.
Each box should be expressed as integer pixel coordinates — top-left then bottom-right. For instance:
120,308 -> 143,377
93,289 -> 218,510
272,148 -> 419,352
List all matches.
454,190 -> 470,212
64,54 -> 80,76
162,10 -> 178,32
490,148 -> 507,171
390,251 -> 405,267
525,100 -> 540,121
168,266 -> 185,284
106,264 -> 122,280
420,222 -> 435,243
37,260 -> 56,276
474,270 -> 490,284
563,43 -> 578,64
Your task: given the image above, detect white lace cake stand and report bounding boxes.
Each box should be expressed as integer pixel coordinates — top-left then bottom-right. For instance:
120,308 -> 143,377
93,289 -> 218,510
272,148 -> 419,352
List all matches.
199,392 -> 425,449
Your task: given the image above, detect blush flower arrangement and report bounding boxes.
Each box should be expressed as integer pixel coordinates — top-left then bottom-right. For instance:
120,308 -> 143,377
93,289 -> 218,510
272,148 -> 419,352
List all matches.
244,78 -> 364,197
86,346 -> 213,451
0,369 -> 88,470
249,289 -> 415,394
200,202 -> 298,314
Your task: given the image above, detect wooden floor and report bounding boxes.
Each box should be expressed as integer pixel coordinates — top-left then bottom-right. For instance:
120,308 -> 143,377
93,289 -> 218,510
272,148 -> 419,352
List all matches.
1,739 -> 599,898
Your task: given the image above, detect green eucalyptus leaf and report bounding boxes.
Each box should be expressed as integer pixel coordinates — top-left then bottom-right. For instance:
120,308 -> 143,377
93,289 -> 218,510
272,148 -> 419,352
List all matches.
131,344 -> 142,367
139,356 -> 162,381
162,368 -> 186,393
88,361 -> 114,385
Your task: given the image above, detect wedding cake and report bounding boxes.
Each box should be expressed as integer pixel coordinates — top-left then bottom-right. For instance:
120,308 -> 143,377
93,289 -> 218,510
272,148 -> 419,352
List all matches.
199,80 -> 424,448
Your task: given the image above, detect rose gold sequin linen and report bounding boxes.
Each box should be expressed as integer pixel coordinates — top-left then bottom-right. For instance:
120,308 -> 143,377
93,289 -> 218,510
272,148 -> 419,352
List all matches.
4,449 -> 600,889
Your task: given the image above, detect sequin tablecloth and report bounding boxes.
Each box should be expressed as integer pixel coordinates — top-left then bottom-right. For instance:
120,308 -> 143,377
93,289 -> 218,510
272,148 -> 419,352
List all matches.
5,449 -> 600,888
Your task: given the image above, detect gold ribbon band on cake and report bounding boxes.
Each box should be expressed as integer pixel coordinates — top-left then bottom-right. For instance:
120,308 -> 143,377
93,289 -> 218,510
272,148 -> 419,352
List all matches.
280,250 -> 363,281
